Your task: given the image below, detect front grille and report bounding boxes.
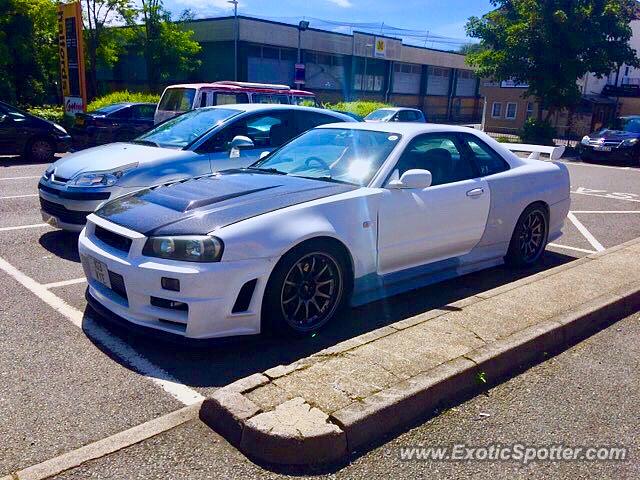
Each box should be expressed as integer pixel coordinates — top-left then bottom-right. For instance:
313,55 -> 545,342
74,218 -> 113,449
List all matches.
588,140 -> 622,147
94,225 -> 132,253
38,182 -> 110,200
39,197 -> 91,225
108,271 -> 128,301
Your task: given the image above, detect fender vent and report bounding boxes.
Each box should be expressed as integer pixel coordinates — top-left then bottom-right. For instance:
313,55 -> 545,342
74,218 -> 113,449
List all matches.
232,279 -> 257,313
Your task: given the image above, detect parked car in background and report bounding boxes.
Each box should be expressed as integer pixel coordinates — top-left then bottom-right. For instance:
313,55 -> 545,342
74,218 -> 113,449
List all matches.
39,104 -> 352,231
71,103 -> 157,150
364,107 -> 426,123
579,116 -> 640,164
154,81 -> 318,124
332,110 -> 364,122
78,123 -> 570,340
0,101 -> 71,162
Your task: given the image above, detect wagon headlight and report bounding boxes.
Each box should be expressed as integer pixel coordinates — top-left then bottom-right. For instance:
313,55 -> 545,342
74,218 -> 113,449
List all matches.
581,136 -> 590,145
621,138 -> 638,147
69,163 -> 138,187
142,236 -> 224,262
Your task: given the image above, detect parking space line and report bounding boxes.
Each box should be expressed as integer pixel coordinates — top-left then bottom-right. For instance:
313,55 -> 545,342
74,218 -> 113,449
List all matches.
572,210 -> 640,214
0,194 -> 38,200
43,277 -> 87,289
0,175 -> 40,181
548,243 -> 597,254
567,212 -> 605,252
0,223 -> 50,233
571,190 -> 640,203
4,403 -> 201,480
560,160 -> 635,171
0,255 -> 205,406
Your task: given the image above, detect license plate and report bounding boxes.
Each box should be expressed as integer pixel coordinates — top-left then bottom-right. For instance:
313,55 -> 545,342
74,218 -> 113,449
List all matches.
85,256 -> 112,289
595,146 -> 612,152
75,117 -> 85,126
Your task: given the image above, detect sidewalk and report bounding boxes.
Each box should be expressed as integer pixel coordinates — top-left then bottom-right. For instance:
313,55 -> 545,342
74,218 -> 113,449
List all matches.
201,238 -> 640,465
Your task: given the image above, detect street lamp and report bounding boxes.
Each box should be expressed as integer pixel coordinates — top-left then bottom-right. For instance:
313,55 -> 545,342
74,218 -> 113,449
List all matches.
296,20 -> 309,89
228,0 -> 238,81
364,42 -> 373,91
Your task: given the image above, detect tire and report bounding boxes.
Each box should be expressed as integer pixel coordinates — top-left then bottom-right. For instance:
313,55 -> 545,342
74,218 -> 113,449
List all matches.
262,240 -> 348,336
505,204 -> 549,268
26,137 -> 55,162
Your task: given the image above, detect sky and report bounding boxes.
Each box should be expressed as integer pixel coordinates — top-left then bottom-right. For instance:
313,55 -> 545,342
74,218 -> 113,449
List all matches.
165,0 -> 495,49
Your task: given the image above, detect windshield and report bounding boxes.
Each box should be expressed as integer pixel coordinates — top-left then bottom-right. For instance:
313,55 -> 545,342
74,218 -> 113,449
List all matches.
135,107 -> 240,148
364,109 -> 395,122
93,104 -> 128,115
615,117 -> 640,133
251,128 -> 401,186
158,88 -> 197,112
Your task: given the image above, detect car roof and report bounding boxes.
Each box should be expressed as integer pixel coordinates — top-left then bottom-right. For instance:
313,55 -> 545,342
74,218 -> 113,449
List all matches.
202,103 -> 350,118
318,122 -> 481,135
373,107 -> 422,113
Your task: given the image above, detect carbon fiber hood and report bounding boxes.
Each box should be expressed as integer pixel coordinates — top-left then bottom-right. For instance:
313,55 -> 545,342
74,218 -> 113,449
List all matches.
95,170 -> 357,236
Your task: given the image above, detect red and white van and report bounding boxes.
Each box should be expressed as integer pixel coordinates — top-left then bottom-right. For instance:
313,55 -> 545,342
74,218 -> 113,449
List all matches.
154,81 -> 318,124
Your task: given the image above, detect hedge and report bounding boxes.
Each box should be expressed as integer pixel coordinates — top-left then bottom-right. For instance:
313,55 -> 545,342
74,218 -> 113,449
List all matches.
87,90 -> 160,112
324,101 -> 393,118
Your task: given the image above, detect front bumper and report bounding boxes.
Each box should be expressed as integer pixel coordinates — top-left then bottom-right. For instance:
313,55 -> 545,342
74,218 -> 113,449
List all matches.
579,144 -> 638,162
78,215 -> 276,339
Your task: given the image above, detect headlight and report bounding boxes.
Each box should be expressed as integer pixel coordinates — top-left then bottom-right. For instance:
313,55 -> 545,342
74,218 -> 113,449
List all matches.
581,136 -> 590,145
69,164 -> 138,187
142,236 -> 224,262
622,138 -> 638,147
53,123 -> 68,135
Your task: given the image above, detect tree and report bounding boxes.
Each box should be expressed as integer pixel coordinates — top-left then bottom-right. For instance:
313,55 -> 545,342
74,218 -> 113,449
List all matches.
82,0 -> 135,99
131,0 -> 201,90
0,0 -> 58,105
466,0 -> 640,121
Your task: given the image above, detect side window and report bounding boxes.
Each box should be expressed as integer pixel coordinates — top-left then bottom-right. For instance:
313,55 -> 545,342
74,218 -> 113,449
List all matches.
460,134 -> 510,176
109,107 -> 132,120
392,134 -> 477,187
199,112 -> 293,152
294,112 -> 342,134
199,91 -> 208,108
215,93 -> 249,105
396,111 -> 409,122
131,105 -> 155,119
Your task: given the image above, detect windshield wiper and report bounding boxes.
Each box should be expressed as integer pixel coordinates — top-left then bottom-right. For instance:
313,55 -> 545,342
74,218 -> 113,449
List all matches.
296,175 -> 356,185
130,139 -> 160,148
245,167 -> 287,175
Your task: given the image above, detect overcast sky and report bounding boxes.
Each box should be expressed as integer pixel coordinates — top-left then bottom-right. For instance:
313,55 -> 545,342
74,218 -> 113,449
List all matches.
165,0 -> 494,46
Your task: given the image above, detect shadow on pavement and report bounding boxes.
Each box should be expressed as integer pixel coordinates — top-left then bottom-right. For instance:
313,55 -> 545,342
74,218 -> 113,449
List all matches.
39,230 -> 81,262
81,249 -> 576,393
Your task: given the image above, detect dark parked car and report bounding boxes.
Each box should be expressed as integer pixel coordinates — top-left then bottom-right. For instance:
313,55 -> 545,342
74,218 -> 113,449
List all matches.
71,102 -> 156,149
0,101 -> 71,162
579,116 -> 640,164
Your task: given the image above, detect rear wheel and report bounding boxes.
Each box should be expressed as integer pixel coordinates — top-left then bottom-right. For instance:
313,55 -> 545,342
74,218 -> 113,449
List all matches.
505,204 -> 549,268
26,138 -> 55,162
263,241 -> 347,336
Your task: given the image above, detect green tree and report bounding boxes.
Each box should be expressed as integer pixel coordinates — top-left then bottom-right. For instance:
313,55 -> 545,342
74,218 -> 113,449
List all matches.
466,0 -> 640,121
131,0 -> 201,90
0,0 -> 58,105
82,0 -> 135,99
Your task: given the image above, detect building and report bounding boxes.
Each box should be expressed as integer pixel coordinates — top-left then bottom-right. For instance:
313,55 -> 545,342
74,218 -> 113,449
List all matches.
98,16 -> 483,123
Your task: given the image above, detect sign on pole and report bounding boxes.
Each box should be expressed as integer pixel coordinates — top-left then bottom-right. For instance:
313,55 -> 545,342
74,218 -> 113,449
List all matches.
294,63 -> 306,85
57,2 -> 87,115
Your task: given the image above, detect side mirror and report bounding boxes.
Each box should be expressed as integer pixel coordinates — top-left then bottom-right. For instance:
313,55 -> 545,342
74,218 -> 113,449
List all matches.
229,135 -> 254,150
388,169 -> 432,189
259,151 -> 270,160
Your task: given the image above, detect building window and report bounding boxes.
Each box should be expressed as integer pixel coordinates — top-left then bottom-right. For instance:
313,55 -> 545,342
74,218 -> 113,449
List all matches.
303,52 -> 346,90
505,102 -> 517,120
526,102 -> 534,119
392,62 -> 421,94
491,102 -> 502,118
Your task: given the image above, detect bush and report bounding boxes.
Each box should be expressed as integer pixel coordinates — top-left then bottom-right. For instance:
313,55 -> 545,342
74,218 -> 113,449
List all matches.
519,118 -> 556,145
26,105 -> 64,124
324,101 -> 393,118
87,90 -> 160,112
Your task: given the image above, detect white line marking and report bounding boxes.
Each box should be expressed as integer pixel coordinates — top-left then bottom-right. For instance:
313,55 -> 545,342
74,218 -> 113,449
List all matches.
560,160 -> 634,171
567,212 -> 605,252
571,190 -> 640,203
0,255 -> 204,406
43,277 -> 87,289
0,223 -> 49,232
548,243 -> 597,254
0,193 -> 38,199
571,210 -> 640,214
0,175 -> 40,181
8,403 -> 201,480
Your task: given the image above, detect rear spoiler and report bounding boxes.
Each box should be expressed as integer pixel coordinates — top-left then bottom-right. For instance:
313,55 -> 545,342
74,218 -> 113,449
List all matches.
502,143 -> 565,161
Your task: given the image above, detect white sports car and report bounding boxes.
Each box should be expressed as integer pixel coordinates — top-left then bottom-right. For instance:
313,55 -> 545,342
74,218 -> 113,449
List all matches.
78,123 -> 570,340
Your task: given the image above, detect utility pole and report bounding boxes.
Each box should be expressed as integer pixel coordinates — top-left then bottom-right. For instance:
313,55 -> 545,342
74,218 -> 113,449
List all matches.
228,0 -> 238,81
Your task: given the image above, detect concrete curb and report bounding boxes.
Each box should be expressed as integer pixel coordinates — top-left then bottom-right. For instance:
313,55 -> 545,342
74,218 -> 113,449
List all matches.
199,240 -> 640,466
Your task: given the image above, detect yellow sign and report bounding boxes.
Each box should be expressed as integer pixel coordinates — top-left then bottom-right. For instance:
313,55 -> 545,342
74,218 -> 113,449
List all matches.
375,37 -> 386,59
57,2 -> 87,114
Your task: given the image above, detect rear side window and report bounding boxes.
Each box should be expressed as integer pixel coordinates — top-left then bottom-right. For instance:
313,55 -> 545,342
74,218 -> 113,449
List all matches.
294,111 -> 342,134
131,104 -> 156,119
158,88 -> 196,112
215,93 -> 249,105
460,134 -> 510,176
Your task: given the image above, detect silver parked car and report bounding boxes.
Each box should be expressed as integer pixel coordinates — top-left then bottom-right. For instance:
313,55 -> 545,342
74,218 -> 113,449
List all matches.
39,104 -> 352,231
364,107 -> 426,123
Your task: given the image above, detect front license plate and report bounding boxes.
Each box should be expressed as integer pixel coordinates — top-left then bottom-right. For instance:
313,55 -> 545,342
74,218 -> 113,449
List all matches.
86,256 -> 112,289
595,146 -> 612,152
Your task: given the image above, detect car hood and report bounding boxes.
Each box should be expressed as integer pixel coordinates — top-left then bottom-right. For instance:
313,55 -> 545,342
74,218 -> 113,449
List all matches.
50,143 -> 196,180
590,129 -> 640,141
95,170 -> 359,236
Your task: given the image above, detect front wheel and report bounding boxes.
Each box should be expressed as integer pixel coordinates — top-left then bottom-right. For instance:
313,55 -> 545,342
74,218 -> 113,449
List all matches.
27,138 -> 55,162
263,242 -> 347,336
505,204 -> 549,268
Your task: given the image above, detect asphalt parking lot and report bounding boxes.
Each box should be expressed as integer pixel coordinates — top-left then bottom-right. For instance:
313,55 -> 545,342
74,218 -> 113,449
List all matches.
1,154 -> 639,477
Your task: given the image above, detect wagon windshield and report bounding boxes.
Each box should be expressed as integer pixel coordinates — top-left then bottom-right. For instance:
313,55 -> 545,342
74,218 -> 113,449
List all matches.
251,128 -> 401,186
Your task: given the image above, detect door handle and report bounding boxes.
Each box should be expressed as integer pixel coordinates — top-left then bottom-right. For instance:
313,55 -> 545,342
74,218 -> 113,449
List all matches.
466,188 -> 485,197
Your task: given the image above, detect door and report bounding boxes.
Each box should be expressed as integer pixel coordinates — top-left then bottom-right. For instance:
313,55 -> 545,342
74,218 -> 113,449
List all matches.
0,106 -> 17,154
377,133 -> 490,274
197,111 -> 297,171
